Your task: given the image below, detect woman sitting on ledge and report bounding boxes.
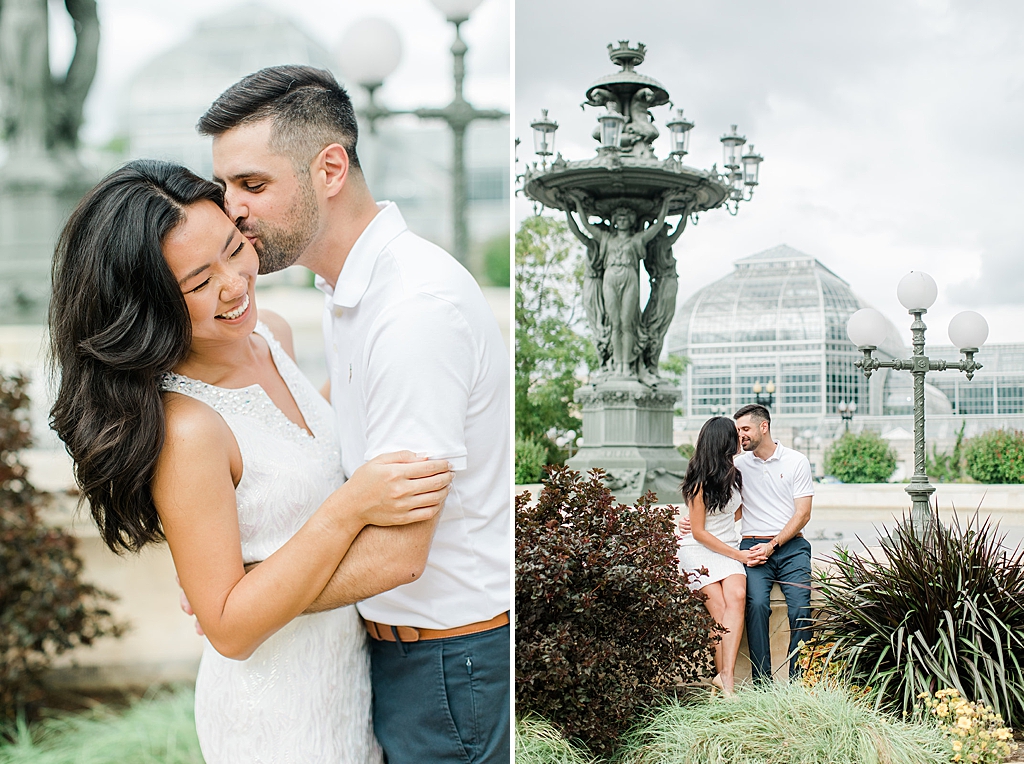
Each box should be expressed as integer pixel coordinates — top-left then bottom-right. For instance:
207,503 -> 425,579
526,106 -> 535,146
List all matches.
677,416 -> 750,695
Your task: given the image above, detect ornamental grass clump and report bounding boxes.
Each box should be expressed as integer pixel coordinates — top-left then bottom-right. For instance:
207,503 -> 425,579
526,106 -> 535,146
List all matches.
917,689 -> 1015,764
620,681 -> 950,764
814,510 -> 1024,726
0,373 -> 124,723
515,466 -> 720,757
515,716 -> 597,764
0,686 -> 202,763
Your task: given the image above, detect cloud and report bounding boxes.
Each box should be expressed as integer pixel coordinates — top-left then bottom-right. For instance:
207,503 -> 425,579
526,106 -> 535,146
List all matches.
515,0 -> 1024,340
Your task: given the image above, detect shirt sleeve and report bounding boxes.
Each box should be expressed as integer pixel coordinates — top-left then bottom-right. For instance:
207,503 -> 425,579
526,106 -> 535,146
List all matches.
792,454 -> 815,499
361,293 -> 476,470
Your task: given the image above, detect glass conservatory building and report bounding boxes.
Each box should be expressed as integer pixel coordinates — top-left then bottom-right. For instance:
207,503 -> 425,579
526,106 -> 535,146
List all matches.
664,244 -> 1024,472
665,245 -> 916,424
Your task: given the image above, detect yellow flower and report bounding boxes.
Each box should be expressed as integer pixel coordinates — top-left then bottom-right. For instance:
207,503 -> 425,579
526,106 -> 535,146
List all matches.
952,740 -> 963,752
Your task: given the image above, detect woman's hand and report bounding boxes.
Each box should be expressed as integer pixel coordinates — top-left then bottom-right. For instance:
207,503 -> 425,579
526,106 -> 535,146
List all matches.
337,451 -> 452,528
734,548 -> 755,566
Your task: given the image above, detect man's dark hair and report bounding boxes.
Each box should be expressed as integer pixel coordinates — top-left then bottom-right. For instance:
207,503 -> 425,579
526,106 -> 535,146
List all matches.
197,65 -> 360,172
734,403 -> 771,427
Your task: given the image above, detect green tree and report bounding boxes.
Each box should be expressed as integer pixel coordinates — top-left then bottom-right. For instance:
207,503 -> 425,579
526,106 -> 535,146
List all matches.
515,215 -> 594,461
481,231 -> 510,287
927,421 -> 966,482
660,353 -> 690,416
823,431 -> 898,483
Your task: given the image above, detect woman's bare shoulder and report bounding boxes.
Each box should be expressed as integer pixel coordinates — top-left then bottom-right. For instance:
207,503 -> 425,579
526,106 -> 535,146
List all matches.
160,392 -> 235,458
257,309 -> 296,360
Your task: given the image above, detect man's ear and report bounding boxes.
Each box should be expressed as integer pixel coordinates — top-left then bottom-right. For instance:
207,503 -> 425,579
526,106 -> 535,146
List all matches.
315,143 -> 351,198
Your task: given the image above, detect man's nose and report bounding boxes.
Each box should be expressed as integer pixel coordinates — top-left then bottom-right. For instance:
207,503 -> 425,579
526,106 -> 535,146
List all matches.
223,188 -> 248,226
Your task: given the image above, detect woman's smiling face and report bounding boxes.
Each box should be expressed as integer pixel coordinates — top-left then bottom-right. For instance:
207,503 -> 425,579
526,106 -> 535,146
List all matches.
162,199 -> 259,346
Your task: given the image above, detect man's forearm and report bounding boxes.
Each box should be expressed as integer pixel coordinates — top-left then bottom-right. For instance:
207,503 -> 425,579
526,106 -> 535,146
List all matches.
775,498 -> 812,546
303,515 -> 440,613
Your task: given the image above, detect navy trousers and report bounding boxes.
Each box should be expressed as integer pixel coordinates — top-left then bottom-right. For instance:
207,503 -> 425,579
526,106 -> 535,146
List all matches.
740,536 -> 812,682
370,624 -> 510,764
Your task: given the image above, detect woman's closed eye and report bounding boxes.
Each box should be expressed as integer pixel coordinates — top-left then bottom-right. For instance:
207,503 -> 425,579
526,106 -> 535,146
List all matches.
187,278 -> 211,294
229,240 -> 244,258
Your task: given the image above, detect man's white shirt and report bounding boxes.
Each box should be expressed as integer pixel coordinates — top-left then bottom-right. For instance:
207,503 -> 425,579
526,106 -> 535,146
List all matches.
315,201 -> 510,630
734,441 -> 814,537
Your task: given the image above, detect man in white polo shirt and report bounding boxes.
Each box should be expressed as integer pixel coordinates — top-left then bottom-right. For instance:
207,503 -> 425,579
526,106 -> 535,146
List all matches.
732,403 -> 814,682
199,66 -> 510,763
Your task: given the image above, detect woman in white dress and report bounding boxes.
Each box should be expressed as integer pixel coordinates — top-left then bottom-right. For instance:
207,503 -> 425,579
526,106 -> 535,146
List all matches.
48,160 -> 452,762
677,416 -> 751,695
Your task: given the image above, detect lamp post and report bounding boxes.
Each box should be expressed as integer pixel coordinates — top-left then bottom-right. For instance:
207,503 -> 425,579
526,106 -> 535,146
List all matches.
838,400 -> 856,432
752,380 -> 775,408
336,2 -> 508,266
847,271 -> 988,532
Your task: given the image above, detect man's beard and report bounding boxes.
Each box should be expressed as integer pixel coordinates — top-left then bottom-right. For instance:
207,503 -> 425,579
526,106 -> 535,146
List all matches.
244,174 -> 320,275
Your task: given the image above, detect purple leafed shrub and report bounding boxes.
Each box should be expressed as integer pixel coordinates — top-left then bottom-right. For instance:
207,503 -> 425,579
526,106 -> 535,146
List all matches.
515,466 -> 721,755
0,373 -> 125,722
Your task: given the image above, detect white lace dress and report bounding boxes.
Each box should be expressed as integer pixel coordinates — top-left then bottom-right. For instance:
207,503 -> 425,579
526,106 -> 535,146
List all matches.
677,487 -> 745,592
160,322 -> 382,764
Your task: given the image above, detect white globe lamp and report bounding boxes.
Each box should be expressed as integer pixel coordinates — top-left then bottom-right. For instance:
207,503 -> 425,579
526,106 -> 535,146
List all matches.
847,308 -> 889,348
430,0 -> 484,22
337,18 -> 402,88
896,271 -> 938,312
948,311 -> 989,351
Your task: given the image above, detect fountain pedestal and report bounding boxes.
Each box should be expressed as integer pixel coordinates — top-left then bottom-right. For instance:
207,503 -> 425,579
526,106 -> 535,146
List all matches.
0,154 -> 92,323
567,377 -> 687,505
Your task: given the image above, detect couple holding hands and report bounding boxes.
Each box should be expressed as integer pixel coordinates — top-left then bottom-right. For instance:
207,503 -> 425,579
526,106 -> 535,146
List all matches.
677,404 -> 814,694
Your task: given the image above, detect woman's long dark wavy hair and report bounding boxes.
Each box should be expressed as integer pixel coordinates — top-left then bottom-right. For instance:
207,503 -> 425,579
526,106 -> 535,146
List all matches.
49,160 -> 224,554
680,416 -> 742,514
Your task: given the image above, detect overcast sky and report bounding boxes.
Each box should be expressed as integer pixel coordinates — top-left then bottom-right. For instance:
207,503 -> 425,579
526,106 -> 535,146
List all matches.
47,0 -> 509,144
515,0 -> 1024,345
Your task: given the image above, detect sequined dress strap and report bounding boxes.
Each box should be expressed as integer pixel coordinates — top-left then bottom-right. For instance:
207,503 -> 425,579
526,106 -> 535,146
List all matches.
157,321 -> 322,444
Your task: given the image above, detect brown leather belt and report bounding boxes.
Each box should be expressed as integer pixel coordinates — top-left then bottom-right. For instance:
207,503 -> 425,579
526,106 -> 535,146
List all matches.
364,612 -> 509,643
742,533 -> 803,539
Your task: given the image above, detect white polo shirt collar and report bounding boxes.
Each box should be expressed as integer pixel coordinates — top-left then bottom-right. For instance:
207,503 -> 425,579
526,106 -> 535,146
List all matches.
314,201 -> 407,309
751,440 -> 784,463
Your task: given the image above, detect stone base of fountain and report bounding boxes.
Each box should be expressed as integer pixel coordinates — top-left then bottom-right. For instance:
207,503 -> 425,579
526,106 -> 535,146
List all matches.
567,377 -> 688,505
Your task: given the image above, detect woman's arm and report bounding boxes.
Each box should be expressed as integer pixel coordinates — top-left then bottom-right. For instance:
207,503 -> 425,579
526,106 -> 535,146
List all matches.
154,395 -> 450,660
690,489 -> 750,564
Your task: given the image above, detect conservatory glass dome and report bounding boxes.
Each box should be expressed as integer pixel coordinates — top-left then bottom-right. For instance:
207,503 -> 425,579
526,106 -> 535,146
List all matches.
664,245 -> 948,419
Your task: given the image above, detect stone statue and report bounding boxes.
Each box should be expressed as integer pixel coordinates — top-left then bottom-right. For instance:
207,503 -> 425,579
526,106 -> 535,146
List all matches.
0,0 -> 99,324
0,0 -> 99,156
639,209 -> 688,377
569,191 -> 677,382
566,209 -> 611,370
622,87 -> 658,156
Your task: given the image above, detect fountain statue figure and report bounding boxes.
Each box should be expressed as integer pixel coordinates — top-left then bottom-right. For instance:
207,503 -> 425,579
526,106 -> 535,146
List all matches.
567,190 -> 679,384
0,0 -> 99,323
